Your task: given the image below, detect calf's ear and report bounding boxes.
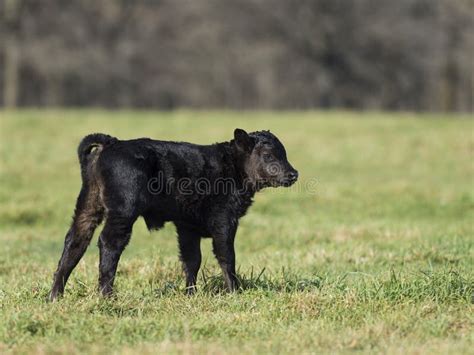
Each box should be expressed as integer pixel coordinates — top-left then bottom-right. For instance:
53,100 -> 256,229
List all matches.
234,128 -> 254,153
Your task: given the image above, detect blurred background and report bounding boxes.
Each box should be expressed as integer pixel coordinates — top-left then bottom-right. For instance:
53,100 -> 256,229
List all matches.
1,3 -> 473,352
1,0 -> 473,112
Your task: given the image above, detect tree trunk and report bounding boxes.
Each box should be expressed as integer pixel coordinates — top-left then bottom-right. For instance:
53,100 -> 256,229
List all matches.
3,0 -> 20,108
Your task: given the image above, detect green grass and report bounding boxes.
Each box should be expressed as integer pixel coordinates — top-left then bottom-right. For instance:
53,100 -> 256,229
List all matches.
0,110 -> 473,354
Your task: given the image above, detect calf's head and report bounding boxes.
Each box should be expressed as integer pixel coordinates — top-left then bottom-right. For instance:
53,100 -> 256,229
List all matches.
233,128 -> 298,189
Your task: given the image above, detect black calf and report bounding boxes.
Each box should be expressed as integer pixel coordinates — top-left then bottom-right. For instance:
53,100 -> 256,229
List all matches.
50,129 -> 297,300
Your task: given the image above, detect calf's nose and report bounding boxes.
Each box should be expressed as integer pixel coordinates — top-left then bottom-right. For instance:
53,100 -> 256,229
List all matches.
288,170 -> 299,181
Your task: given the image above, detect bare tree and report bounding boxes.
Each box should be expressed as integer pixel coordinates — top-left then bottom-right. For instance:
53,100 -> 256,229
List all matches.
0,0 -> 472,111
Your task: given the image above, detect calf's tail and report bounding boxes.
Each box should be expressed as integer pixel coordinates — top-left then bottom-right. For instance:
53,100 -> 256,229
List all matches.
77,133 -> 117,181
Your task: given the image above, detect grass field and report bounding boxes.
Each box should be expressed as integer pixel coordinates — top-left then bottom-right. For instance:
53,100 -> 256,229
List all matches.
0,110 -> 473,354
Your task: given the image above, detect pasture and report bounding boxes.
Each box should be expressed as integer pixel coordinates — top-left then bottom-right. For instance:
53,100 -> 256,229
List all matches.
0,110 -> 472,354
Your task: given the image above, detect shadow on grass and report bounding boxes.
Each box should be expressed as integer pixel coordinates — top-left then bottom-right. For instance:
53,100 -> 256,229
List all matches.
155,267 -> 323,296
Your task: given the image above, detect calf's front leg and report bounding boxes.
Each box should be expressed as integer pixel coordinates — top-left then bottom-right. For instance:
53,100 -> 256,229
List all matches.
211,222 -> 239,292
176,223 -> 202,295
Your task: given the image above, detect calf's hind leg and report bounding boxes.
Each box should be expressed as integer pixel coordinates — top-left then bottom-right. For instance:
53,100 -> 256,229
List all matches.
50,188 -> 103,301
98,213 -> 137,296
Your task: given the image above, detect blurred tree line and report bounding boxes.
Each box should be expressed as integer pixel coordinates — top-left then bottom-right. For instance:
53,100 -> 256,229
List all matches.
1,0 -> 472,111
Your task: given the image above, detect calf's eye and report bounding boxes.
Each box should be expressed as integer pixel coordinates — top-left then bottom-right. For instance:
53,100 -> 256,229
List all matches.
263,153 -> 273,162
